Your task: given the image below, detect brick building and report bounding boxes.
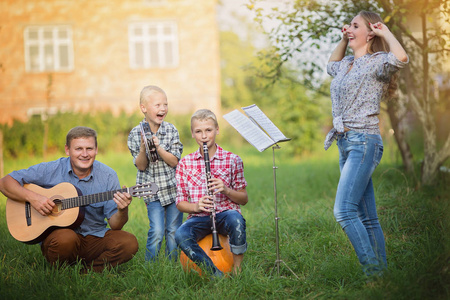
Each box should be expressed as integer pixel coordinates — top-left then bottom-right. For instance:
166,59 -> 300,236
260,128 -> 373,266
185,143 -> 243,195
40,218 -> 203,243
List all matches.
0,0 -> 221,124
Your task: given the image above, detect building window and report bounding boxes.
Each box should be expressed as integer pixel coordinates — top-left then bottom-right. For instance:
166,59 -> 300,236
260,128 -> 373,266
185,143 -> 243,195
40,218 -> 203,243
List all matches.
24,25 -> 74,72
129,21 -> 179,69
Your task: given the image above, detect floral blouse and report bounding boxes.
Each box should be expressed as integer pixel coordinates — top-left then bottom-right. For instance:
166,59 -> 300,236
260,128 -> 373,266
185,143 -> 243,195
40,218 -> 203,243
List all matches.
324,52 -> 408,150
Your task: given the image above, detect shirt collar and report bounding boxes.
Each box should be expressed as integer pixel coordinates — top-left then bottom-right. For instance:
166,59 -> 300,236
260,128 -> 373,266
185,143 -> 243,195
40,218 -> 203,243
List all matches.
66,157 -> 94,181
351,53 -> 371,65
143,118 -> 167,135
194,144 -> 225,161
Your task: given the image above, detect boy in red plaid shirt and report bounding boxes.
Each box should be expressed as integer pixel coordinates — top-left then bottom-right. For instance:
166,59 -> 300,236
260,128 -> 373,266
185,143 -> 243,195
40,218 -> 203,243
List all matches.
175,109 -> 248,277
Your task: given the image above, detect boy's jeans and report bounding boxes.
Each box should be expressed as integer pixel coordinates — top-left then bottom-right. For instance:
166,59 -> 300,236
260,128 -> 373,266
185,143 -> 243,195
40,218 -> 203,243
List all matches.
145,201 -> 183,261
175,210 -> 247,276
334,131 -> 387,276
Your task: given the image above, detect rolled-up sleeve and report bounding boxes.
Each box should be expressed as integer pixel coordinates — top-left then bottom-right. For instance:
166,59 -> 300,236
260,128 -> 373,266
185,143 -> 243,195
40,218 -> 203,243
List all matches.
231,156 -> 247,191
376,52 -> 409,83
168,126 -> 183,160
327,56 -> 353,77
327,61 -> 341,77
127,126 -> 141,166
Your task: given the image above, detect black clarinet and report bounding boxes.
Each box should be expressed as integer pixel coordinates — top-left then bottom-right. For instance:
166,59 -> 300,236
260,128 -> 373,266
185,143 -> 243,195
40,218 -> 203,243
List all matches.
139,121 -> 159,163
203,142 -> 223,251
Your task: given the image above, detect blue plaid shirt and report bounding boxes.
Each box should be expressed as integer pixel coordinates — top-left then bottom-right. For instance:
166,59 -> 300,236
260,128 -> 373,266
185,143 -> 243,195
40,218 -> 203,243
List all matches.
127,120 -> 183,206
9,157 -> 121,237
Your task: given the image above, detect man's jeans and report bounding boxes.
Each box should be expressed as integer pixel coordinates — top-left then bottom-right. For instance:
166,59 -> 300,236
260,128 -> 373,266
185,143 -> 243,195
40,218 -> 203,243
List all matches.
145,201 -> 183,261
175,210 -> 247,276
334,131 -> 387,276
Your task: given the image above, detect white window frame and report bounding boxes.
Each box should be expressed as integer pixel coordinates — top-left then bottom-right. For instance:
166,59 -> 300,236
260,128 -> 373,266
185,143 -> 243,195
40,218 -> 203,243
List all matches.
24,25 -> 74,73
128,21 -> 179,69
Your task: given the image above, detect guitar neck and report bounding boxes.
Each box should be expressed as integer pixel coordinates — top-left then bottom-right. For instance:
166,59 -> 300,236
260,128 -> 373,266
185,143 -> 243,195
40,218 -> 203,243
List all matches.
61,187 -> 127,210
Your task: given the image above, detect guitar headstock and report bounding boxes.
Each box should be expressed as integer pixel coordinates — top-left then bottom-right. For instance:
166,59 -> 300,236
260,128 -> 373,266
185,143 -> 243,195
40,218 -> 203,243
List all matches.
129,182 -> 159,198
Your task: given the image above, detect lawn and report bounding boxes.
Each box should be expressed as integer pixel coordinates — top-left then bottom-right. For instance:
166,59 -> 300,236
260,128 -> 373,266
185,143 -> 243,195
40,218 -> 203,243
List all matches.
0,146 -> 448,299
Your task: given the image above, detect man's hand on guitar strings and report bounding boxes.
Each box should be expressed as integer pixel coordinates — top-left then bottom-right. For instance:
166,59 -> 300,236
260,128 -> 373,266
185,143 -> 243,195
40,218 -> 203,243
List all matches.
32,196 -> 55,216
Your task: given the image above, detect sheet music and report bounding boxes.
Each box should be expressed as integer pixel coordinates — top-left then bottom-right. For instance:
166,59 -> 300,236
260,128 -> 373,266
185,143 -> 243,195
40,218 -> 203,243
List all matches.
242,104 -> 290,142
223,110 -> 276,152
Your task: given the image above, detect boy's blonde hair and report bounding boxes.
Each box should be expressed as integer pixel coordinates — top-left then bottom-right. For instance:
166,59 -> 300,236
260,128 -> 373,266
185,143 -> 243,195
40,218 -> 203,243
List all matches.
191,109 -> 218,131
140,85 -> 167,105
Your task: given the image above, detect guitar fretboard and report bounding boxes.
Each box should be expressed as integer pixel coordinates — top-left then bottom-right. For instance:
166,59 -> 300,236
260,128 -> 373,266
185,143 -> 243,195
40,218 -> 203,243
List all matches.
61,188 -> 127,210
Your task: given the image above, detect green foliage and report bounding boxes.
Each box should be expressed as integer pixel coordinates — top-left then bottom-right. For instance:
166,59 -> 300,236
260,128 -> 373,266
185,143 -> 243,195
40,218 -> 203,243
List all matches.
220,31 -> 259,110
247,0 -> 450,185
0,150 -> 448,299
267,77 -> 331,155
1,116 -> 44,157
248,0 -> 382,87
220,30 -> 330,156
0,111 -> 197,160
166,113 -> 197,150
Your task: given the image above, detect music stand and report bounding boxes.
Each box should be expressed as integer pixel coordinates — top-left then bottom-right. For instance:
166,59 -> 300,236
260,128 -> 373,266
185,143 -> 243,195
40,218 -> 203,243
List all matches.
269,145 -> 299,279
223,104 -> 299,278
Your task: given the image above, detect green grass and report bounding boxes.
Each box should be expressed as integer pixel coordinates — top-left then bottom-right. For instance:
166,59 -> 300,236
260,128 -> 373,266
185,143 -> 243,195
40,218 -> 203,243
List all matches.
0,145 -> 449,299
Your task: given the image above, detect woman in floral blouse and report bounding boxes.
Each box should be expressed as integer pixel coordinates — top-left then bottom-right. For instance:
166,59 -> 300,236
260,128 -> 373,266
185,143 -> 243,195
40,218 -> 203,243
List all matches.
326,11 -> 408,277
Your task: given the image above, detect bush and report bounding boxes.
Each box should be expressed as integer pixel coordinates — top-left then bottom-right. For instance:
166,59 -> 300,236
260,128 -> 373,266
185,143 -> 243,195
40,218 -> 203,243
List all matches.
0,111 -> 206,159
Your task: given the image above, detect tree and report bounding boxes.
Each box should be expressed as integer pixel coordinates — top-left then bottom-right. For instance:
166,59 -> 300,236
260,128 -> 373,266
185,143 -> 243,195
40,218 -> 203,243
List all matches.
247,0 -> 450,185
220,29 -> 329,155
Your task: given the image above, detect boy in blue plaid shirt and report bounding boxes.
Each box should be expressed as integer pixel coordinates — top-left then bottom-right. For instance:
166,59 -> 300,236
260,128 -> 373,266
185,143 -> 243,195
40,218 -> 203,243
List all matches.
127,86 -> 183,261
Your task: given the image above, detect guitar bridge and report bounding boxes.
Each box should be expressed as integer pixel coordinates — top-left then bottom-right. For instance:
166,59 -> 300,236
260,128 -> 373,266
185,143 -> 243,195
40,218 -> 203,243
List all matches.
25,202 -> 31,226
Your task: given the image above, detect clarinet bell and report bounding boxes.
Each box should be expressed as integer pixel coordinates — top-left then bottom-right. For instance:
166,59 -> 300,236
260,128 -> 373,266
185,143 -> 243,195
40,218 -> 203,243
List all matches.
211,233 -> 223,251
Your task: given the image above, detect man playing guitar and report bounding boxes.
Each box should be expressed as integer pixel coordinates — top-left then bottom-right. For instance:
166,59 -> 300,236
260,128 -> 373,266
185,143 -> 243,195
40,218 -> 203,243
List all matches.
0,126 -> 139,273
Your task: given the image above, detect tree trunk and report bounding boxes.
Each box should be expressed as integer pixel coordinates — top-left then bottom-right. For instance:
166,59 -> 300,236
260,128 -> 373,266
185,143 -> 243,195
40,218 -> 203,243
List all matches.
421,120 -> 450,185
403,12 -> 450,186
386,101 -> 415,173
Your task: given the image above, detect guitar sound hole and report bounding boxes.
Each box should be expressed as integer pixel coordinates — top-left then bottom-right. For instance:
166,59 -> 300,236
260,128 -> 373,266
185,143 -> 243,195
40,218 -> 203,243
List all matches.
51,199 -> 63,215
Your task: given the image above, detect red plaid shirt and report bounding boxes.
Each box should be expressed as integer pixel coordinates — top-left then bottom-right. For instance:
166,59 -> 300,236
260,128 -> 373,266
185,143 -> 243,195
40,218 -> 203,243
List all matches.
176,145 -> 247,219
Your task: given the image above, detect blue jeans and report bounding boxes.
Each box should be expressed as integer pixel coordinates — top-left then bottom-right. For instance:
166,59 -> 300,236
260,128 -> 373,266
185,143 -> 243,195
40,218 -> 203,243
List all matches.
145,201 -> 183,261
175,210 -> 247,277
334,131 -> 387,276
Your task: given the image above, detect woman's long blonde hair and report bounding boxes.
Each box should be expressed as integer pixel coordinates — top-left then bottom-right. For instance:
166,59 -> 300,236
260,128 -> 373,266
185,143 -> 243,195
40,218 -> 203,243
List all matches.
359,10 -> 399,100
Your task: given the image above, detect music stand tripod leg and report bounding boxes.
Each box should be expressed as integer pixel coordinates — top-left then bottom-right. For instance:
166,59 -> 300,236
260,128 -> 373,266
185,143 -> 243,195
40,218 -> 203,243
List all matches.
269,145 -> 299,279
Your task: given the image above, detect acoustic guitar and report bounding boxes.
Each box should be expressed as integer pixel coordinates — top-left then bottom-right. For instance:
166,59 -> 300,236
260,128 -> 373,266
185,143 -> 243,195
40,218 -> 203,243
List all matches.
6,182 -> 158,244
